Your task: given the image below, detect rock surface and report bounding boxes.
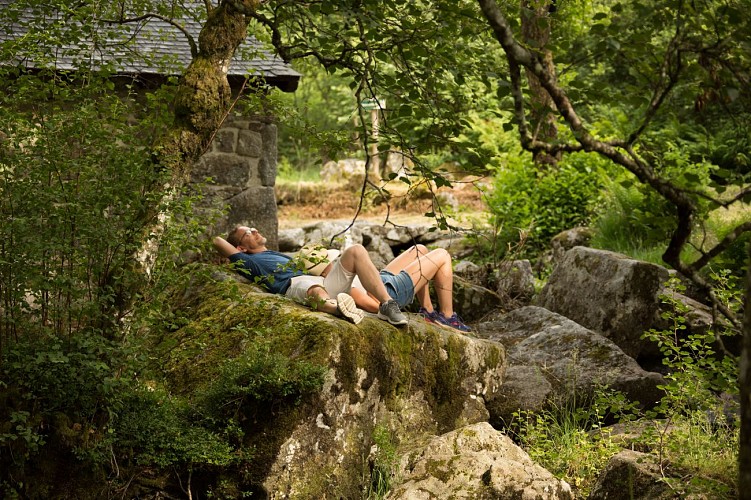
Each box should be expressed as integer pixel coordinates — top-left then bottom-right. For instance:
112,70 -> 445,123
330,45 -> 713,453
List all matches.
475,306 -> 664,424
588,450 -> 674,500
535,246 -> 669,358
494,259 -> 535,305
388,422 -> 573,499
160,269 -> 506,497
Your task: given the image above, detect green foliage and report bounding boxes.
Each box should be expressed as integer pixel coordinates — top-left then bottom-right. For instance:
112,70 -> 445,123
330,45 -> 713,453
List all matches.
625,277 -> 738,496
509,398 -> 621,496
0,307 -> 324,496
590,179 -> 676,258
0,76 -> 172,342
254,60 -> 360,173
108,384 -> 240,469
0,333 -> 247,496
485,151 -> 610,256
196,339 -> 326,422
365,425 -> 399,499
643,278 -> 739,414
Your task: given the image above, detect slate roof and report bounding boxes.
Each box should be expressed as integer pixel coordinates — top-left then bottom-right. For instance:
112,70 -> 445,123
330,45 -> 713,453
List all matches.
0,0 -> 299,91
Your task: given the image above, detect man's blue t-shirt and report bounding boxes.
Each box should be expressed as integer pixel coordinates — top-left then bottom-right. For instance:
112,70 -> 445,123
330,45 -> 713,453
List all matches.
229,250 -> 303,295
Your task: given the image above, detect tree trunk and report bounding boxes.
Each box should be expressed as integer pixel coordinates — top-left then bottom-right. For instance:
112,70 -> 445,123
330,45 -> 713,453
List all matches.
109,0 -> 260,329
742,245 -> 751,498
520,0 -> 559,167
154,1 -> 258,181
137,0 -> 262,237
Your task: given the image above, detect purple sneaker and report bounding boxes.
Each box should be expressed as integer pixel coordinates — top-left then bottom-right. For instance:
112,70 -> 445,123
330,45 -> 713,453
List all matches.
435,312 -> 471,332
419,307 -> 440,324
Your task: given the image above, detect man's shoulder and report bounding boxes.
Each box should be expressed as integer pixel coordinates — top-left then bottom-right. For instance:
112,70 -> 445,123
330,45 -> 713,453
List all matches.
230,250 -> 289,264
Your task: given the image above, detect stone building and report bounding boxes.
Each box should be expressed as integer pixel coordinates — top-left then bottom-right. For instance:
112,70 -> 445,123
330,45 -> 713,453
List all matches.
0,0 -> 300,249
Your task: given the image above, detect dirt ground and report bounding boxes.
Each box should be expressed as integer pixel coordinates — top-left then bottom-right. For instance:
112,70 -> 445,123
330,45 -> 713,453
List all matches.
275,178 -> 489,229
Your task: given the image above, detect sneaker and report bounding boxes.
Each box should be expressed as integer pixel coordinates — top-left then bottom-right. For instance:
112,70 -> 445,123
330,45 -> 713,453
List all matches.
435,312 -> 471,332
419,307 -> 440,324
336,293 -> 364,325
377,299 -> 408,326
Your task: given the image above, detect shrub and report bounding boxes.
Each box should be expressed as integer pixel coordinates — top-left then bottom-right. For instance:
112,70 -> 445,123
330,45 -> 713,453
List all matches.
0,77 -> 172,343
485,151 -> 609,257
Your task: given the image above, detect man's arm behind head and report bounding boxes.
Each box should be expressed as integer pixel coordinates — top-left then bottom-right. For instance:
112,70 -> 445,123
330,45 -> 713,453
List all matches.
213,236 -> 240,259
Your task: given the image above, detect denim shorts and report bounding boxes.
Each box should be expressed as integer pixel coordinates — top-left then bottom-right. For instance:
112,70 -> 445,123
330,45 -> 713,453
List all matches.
380,270 -> 415,308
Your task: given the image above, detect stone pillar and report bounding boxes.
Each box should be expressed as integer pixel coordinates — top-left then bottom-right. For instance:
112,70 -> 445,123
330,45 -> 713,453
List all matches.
192,114 -> 279,250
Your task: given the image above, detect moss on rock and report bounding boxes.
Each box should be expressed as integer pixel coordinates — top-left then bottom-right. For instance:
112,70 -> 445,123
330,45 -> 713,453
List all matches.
147,267 -> 505,495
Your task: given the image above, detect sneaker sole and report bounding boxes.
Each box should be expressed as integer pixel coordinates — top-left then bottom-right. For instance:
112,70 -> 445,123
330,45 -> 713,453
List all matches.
337,293 -> 364,325
435,321 -> 471,333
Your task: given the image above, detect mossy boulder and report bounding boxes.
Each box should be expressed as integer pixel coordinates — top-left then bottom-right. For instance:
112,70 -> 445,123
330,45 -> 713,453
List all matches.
535,246 -> 670,358
475,306 -> 665,426
388,422 -> 573,499
151,268 -> 506,497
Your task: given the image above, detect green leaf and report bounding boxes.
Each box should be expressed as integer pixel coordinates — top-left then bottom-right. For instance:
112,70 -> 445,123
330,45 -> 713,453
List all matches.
682,172 -> 700,183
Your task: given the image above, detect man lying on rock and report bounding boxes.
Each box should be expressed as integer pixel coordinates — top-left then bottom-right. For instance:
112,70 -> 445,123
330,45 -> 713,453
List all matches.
212,226 -> 407,326
349,244 -> 471,332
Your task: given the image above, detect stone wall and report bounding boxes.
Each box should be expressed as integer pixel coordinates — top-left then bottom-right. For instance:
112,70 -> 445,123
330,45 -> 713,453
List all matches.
192,114 -> 280,249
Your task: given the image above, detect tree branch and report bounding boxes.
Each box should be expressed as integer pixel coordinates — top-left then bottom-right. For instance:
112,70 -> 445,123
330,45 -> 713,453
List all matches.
626,7 -> 685,145
689,221 -> 751,273
100,13 -> 198,58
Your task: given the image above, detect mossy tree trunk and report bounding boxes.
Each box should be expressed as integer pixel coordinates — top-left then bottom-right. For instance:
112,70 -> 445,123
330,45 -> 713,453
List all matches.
153,0 -> 260,182
110,0 -> 261,332
742,254 -> 751,498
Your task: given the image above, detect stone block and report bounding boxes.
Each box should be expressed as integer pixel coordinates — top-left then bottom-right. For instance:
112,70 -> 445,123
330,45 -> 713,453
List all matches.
211,127 -> 237,153
237,129 -> 263,157
192,153 -> 252,186
260,123 -> 277,186
227,119 -> 251,129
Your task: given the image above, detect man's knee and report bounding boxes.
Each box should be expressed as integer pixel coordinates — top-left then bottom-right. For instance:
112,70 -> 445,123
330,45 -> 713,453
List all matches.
342,244 -> 368,269
306,284 -> 328,298
343,243 -> 367,256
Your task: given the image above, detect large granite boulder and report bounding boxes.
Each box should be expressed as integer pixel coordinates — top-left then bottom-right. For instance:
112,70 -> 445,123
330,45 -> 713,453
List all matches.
388,422 -> 573,499
551,226 -> 592,262
452,276 -> 504,322
493,259 -> 535,305
155,268 -> 506,497
535,246 -> 670,358
475,306 -> 665,425
588,450 -> 674,500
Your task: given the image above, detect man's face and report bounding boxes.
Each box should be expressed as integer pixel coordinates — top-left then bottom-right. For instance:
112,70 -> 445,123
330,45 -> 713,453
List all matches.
235,226 -> 267,253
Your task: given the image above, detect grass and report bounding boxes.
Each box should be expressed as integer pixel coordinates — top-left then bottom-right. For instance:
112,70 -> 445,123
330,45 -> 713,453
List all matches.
277,159 -> 323,184
511,396 -> 739,498
510,402 -> 621,497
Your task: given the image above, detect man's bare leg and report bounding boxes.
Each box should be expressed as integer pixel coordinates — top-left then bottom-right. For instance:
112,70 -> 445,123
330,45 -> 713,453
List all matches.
306,285 -> 364,324
306,285 -> 337,314
339,244 -> 393,304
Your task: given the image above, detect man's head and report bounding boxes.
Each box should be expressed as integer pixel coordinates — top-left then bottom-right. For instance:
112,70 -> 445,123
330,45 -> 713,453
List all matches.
228,226 -> 267,254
